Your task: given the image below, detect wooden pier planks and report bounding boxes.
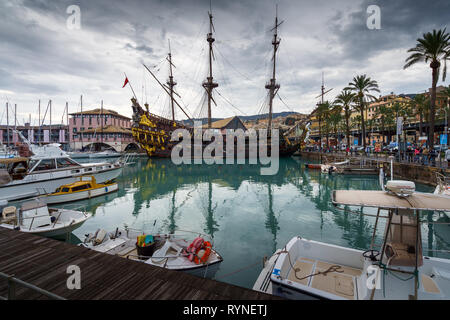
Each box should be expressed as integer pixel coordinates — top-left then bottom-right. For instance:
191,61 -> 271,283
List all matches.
0,227 -> 281,300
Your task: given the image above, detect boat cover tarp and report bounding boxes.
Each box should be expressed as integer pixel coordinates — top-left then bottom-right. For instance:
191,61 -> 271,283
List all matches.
332,190 -> 450,212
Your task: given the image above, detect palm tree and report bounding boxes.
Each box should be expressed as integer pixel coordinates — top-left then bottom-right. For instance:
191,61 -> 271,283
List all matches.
404,28 -> 450,150
344,75 -> 380,152
366,118 -> 376,146
334,90 -> 356,151
328,106 -> 343,148
438,86 -> 450,146
409,94 -> 428,138
374,104 -> 390,145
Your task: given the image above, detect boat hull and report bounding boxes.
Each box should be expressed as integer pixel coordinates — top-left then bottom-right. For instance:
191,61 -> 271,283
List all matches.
0,164 -> 123,202
1,212 -> 91,238
43,183 -> 119,204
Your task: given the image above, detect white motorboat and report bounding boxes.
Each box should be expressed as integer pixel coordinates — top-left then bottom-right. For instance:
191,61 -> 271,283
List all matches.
254,188 -> 450,300
42,176 -> 118,204
0,132 -> 123,202
80,228 -> 223,279
88,150 -> 121,159
0,199 -> 91,238
67,151 -> 91,159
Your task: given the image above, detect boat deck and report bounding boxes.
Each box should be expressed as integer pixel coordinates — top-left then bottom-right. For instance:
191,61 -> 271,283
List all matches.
288,257 -> 362,300
0,227 -> 281,300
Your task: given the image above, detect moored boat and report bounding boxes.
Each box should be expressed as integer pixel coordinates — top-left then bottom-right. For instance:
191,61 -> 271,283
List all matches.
254,186 -> 450,300
0,131 -> 123,202
42,176 -> 118,204
80,227 -> 223,279
305,163 -> 322,170
0,199 -> 91,238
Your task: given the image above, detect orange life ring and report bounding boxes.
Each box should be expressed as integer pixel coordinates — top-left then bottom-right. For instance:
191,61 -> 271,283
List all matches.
194,241 -> 212,264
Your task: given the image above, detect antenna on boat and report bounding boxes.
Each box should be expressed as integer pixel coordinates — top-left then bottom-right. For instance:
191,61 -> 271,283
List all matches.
80,95 -> 84,151
265,5 -> 282,130
6,102 -> 10,147
202,5 -> 219,129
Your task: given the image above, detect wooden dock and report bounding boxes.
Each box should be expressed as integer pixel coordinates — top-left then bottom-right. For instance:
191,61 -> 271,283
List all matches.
0,227 -> 281,300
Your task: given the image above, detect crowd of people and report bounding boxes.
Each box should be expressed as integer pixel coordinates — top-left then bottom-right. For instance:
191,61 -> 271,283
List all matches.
305,144 -> 450,167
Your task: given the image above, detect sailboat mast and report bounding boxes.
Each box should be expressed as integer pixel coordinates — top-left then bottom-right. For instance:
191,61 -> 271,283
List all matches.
202,10 -> 218,129
321,72 -> 325,104
80,95 -> 84,151
266,7 -> 281,130
101,100 -> 104,145
38,100 -> 41,145
6,102 -> 9,147
167,40 -> 177,122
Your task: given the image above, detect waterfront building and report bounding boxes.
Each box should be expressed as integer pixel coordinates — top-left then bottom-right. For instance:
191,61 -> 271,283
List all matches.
201,116 -> 247,133
307,88 -> 450,147
0,123 -> 69,149
69,108 -> 138,152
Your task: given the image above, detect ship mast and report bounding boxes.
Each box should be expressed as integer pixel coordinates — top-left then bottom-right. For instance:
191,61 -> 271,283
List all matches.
202,9 -> 218,129
167,40 -> 177,122
266,6 -> 282,130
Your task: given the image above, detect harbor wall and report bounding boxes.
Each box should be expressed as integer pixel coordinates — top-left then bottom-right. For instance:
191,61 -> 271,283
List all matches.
297,151 -> 450,186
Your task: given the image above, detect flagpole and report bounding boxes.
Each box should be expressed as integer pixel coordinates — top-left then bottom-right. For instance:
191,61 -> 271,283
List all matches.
124,72 -> 138,102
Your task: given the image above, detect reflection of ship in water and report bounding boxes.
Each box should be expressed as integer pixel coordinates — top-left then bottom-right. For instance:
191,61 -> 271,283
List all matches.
115,158 -> 300,237
264,183 -> 279,253
290,165 -> 380,250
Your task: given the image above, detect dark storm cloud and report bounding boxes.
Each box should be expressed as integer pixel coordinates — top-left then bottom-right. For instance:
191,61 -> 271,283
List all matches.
1,0 -> 448,120
329,0 -> 450,64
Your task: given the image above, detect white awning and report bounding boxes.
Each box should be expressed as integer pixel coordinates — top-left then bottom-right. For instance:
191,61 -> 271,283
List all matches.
332,190 -> 450,212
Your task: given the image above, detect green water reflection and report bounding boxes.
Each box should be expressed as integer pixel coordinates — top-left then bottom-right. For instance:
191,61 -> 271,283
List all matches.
70,157 -> 449,289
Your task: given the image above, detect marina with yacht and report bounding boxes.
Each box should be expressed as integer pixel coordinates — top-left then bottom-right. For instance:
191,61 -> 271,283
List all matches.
0,0 -> 449,306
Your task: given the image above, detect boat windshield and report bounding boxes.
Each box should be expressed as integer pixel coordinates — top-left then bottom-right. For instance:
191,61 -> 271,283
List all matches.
32,159 -> 56,172
56,157 -> 80,168
72,184 -> 91,192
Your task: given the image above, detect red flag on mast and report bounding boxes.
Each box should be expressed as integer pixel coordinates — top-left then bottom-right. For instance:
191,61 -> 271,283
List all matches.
122,77 -> 129,88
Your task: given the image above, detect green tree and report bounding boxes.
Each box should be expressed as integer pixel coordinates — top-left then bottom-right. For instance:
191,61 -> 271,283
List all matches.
374,104 -> 391,145
404,28 -> 450,150
329,106 -> 343,148
316,101 -> 331,150
409,94 -> 428,137
344,75 -> 380,152
333,90 -> 356,150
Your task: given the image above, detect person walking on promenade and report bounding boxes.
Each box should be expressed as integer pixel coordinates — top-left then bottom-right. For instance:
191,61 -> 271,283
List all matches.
422,147 -> 429,165
414,147 -> 420,163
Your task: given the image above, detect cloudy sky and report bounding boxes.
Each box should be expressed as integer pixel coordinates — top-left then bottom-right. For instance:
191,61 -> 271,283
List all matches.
0,0 -> 449,126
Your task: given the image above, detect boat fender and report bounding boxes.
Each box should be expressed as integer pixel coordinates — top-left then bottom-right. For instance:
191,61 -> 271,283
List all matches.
194,241 -> 212,265
186,237 -> 204,262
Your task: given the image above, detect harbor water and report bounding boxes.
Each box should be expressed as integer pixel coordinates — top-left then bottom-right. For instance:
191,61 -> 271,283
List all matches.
69,157 -> 449,289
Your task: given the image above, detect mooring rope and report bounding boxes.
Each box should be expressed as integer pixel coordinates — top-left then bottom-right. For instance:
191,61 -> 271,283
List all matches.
275,250 -> 344,281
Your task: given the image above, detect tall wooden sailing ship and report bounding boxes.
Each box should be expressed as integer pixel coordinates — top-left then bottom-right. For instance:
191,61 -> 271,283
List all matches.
130,8 -> 301,158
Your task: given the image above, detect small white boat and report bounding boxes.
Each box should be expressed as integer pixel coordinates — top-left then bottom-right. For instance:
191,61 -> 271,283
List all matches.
254,187 -> 450,300
42,176 -> 118,204
0,199 -> 91,238
67,151 -> 92,159
80,228 -> 223,278
88,150 -> 121,159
